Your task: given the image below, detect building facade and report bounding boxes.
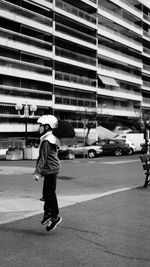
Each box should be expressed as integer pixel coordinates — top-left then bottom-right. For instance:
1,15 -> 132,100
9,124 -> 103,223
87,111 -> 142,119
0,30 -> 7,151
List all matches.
0,0 -> 150,137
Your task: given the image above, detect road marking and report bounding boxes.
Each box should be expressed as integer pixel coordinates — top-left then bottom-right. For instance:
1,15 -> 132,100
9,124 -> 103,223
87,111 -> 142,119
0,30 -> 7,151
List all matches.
99,159 -> 139,164
0,187 -> 131,224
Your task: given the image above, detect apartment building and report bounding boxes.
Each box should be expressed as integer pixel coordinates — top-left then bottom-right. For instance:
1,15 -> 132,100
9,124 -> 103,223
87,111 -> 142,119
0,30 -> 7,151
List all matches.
0,0 -> 150,137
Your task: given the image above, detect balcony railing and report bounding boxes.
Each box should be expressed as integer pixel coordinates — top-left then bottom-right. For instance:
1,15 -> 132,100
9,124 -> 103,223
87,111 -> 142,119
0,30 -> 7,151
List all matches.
143,30 -> 150,38
55,71 -> 96,86
0,85 -> 52,96
143,64 -> 150,72
88,0 -> 97,3
99,45 -> 142,65
99,5 -> 141,33
143,47 -> 150,55
143,97 -> 150,104
0,0 -> 52,27
56,23 -> 97,45
0,57 -> 52,76
100,25 -> 141,50
55,95 -> 96,108
143,81 -> 150,88
56,0 -> 97,25
56,47 -> 96,66
98,64 -> 141,81
143,13 -> 150,22
0,28 -> 52,52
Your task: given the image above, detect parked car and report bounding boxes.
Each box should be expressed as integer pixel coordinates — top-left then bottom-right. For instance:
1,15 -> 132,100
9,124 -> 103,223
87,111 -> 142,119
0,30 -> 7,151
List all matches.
114,133 -> 144,152
113,138 -> 135,155
93,139 -> 131,156
69,143 -> 103,158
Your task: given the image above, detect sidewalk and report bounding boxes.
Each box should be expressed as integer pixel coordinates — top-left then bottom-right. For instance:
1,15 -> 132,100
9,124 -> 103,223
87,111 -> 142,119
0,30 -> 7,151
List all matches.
1,187 -> 150,266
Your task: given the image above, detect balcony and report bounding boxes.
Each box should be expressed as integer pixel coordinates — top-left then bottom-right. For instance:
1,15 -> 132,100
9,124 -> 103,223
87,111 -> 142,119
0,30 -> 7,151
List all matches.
109,0 -> 142,19
0,85 -> 52,98
31,0 -> 53,9
0,0 -> 52,33
143,47 -> 150,58
97,105 -> 137,117
0,95 -> 52,110
142,81 -> 150,91
55,71 -> 97,91
55,47 -> 97,70
97,87 -> 142,101
142,97 -> 150,108
98,64 -> 142,85
143,13 -> 150,24
55,0 -> 97,29
55,95 -> 96,112
55,23 -> 97,50
98,25 -> 142,52
98,5 -> 142,36
143,30 -> 150,40
0,28 -> 52,58
0,56 -> 52,83
80,0 -> 97,9
98,45 -> 142,69
143,64 -> 150,75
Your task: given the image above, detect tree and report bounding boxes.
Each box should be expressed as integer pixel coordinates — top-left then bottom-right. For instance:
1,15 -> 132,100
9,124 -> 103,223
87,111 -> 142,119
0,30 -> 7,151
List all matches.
53,120 -> 75,138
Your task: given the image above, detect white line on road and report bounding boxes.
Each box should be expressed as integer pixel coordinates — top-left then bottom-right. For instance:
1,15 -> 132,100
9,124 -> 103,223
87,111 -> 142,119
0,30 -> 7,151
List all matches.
0,187 -> 131,225
100,159 -> 139,164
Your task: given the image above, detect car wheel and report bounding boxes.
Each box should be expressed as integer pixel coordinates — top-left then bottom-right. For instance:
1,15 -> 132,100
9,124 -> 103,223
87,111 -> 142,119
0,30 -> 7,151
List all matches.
114,147 -> 123,156
127,148 -> 133,155
88,150 -> 96,158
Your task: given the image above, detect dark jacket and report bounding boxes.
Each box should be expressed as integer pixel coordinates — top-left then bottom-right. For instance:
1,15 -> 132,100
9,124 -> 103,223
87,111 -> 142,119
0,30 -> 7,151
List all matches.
35,131 -> 61,176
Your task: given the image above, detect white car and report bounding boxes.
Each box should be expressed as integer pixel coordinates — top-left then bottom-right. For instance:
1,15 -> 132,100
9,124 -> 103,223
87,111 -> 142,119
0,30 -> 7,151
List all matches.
70,143 -> 103,158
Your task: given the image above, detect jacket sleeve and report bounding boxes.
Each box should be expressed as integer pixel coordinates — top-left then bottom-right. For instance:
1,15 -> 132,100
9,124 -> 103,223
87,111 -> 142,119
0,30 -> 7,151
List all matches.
34,141 -> 51,175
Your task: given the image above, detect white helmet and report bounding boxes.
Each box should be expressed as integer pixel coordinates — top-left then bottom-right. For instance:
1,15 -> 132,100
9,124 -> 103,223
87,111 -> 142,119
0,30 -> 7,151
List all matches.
37,115 -> 58,129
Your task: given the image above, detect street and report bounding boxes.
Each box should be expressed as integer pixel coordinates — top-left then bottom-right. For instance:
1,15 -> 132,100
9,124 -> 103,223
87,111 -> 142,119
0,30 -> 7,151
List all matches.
1,154 -> 150,266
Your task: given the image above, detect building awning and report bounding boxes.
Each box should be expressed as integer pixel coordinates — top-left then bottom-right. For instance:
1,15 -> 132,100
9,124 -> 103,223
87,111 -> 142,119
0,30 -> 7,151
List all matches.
98,75 -> 119,87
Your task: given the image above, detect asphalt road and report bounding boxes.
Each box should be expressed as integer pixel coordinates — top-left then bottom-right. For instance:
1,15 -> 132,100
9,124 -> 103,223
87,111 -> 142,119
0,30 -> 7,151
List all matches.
1,154 -> 150,266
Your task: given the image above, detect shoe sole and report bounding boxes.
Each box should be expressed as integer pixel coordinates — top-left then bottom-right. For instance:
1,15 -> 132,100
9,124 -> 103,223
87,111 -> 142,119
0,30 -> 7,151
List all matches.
41,218 -> 51,225
46,217 -> 62,231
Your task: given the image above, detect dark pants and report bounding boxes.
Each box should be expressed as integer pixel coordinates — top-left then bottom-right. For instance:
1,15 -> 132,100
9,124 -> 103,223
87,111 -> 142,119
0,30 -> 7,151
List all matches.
43,172 -> 59,218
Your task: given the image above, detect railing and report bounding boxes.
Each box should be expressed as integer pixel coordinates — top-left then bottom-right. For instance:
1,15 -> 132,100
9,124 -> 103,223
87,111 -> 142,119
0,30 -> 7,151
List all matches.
99,64 -> 140,80
143,97 -> 150,104
143,81 -> 150,88
143,64 -> 150,72
42,0 -> 53,3
143,30 -> 150,38
0,0 -> 52,27
56,23 -> 97,45
143,13 -> 150,22
0,85 -> 52,96
88,0 -> 97,3
55,71 -> 96,87
56,0 -> 97,25
99,5 -> 141,32
0,28 -> 52,51
56,47 -> 96,66
55,95 -> 96,108
121,0 -> 142,15
0,56 -> 52,76
143,47 -> 150,55
99,45 -> 141,64
100,25 -> 141,48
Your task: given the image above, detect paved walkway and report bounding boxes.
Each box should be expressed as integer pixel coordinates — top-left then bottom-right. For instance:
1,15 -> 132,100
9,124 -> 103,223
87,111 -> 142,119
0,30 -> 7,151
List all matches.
0,187 -> 131,225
